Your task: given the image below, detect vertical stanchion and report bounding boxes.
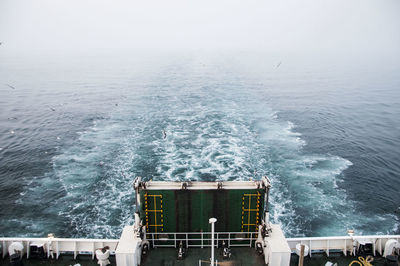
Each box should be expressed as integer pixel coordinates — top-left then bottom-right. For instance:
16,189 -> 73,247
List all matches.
209,218 -> 217,266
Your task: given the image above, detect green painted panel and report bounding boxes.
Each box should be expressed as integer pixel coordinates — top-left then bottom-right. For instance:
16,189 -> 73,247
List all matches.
191,190 -> 213,232
175,190 -> 190,232
138,188 -> 265,233
139,190 -> 177,234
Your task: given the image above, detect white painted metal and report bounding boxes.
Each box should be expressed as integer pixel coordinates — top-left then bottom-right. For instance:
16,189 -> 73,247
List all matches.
8,242 -> 24,256
383,239 -> 399,257
3,240 -> 7,258
266,224 -> 291,266
209,218 -> 217,266
326,239 -> 330,257
2,232 -> 400,264
139,176 -> 271,190
96,249 -> 110,266
115,226 -> 142,266
146,231 -> 259,248
0,237 -> 118,259
287,235 -> 400,257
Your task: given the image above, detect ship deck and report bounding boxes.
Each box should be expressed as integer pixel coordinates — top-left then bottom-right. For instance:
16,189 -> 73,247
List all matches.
0,249 -> 391,266
140,248 -> 390,265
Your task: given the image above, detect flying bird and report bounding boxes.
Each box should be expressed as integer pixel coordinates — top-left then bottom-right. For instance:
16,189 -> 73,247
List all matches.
162,130 -> 167,139
276,62 -> 282,68
6,84 -> 16,89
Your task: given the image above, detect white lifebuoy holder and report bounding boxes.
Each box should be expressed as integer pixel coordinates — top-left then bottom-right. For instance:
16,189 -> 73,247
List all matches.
383,239 -> 399,258
8,242 -> 24,256
95,249 -> 110,266
295,243 -> 309,257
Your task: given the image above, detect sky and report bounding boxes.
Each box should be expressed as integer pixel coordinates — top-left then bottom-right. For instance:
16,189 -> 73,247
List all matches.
0,0 -> 399,57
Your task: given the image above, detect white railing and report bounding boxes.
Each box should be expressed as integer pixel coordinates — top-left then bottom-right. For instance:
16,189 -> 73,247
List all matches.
147,232 -> 400,258
2,234 -> 400,261
146,232 -> 258,248
0,237 -> 118,259
286,235 -> 400,257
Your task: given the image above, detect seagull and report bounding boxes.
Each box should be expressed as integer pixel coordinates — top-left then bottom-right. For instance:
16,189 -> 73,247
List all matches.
6,84 -> 16,89
50,107 -> 56,111
276,61 -> 282,68
162,130 -> 167,139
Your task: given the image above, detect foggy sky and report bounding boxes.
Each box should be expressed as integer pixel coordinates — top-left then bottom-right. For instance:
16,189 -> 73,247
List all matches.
0,0 -> 399,56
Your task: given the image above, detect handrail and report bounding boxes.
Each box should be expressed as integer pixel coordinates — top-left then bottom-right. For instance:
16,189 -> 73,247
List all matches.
0,237 -> 119,242
2,233 -> 400,260
287,235 -> 400,241
286,235 -> 400,257
145,231 -> 256,234
146,231 -> 257,248
0,237 -> 119,259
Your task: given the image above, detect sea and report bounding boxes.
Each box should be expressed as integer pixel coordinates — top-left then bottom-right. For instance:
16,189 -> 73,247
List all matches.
0,51 -> 399,239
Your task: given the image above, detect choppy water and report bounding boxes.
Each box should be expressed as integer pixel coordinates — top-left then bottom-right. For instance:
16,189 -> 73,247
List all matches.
0,53 -> 399,238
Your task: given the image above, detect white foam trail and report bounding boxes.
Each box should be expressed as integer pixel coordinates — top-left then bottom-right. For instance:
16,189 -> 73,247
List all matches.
13,62 -> 399,239
154,109 -> 254,182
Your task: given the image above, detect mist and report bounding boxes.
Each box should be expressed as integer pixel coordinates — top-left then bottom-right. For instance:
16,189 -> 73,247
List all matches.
0,0 -> 399,59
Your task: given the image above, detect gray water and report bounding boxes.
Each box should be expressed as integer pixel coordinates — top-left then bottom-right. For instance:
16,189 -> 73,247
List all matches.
0,52 -> 399,238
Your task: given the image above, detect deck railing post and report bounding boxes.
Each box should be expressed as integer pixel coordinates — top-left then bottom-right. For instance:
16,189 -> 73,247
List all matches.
326,240 -> 330,257
27,241 -> 30,259
2,241 -> 6,258
56,241 -> 59,259
73,241 -> 77,260
378,238 -> 382,255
